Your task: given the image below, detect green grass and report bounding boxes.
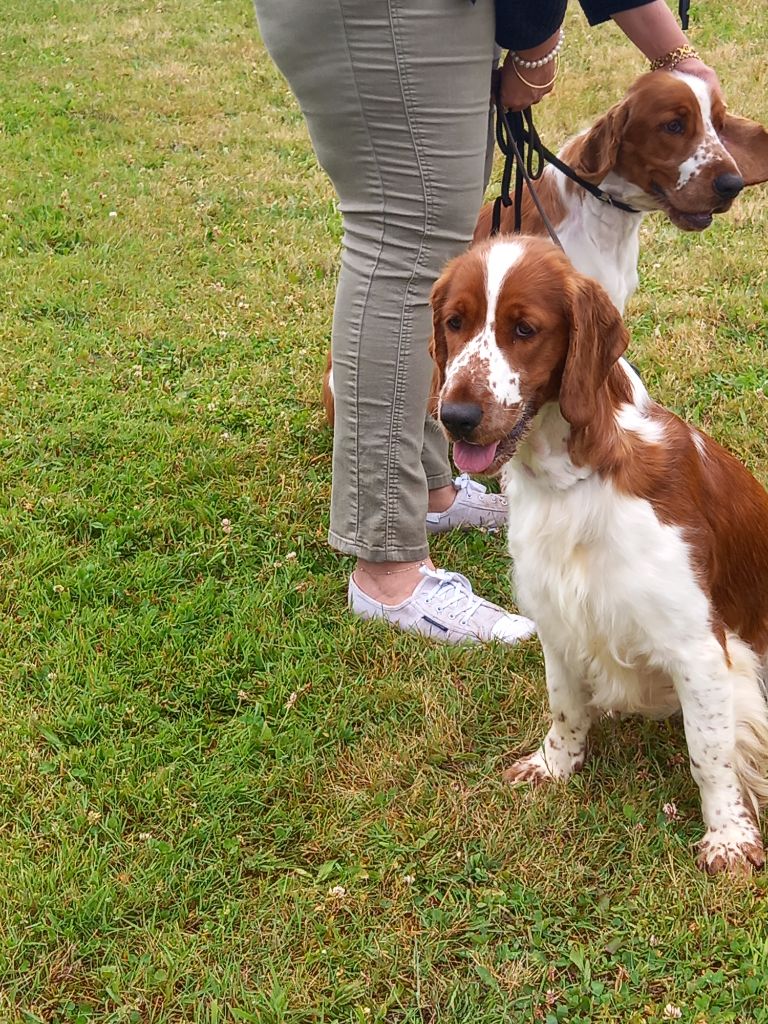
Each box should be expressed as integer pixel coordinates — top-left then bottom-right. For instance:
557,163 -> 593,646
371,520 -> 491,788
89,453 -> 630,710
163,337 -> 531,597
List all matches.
0,0 -> 766,1021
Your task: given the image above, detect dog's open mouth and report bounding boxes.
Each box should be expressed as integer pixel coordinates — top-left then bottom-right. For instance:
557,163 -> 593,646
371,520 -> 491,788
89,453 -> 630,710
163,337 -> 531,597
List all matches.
650,183 -> 725,232
452,408 -> 535,475
667,207 -> 714,231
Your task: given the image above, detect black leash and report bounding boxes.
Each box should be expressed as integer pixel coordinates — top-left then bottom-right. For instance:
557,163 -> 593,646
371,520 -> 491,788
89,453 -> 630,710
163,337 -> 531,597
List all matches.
491,104 -> 566,247
518,123 -> 641,215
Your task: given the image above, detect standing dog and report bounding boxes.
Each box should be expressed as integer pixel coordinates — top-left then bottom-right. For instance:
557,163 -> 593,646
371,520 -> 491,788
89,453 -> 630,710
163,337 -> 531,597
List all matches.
473,70 -> 768,313
431,234 -> 768,874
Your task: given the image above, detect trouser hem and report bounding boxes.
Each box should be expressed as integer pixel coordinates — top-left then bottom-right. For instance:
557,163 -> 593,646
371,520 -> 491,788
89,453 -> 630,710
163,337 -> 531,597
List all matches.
426,471 -> 454,489
328,529 -> 429,563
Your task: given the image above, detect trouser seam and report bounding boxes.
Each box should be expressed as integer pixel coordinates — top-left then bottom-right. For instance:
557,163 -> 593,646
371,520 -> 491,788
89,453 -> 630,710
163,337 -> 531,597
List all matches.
385,0 -> 435,556
335,0 -> 387,550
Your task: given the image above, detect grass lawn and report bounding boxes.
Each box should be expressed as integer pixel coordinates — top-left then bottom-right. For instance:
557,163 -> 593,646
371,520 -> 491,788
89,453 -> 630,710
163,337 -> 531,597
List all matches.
0,0 -> 767,1021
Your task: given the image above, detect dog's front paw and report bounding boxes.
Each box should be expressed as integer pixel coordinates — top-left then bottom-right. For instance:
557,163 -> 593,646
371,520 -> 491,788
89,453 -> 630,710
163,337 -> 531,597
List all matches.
502,748 -> 561,786
502,728 -> 587,786
696,824 -> 765,875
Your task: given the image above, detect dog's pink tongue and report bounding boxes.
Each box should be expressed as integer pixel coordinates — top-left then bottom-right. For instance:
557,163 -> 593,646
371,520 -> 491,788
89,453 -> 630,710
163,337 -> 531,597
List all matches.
452,440 -> 499,473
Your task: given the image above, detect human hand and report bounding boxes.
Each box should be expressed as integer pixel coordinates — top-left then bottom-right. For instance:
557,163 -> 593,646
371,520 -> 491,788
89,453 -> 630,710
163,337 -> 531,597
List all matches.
672,57 -> 724,106
500,51 -> 557,112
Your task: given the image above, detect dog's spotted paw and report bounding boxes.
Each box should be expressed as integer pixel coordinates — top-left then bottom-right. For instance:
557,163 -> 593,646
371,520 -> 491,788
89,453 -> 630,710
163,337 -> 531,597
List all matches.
502,749 -> 559,786
696,825 -> 765,875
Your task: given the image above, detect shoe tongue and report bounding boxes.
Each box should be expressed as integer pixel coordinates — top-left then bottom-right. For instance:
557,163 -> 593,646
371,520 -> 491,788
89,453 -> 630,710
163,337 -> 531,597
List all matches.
452,440 -> 498,474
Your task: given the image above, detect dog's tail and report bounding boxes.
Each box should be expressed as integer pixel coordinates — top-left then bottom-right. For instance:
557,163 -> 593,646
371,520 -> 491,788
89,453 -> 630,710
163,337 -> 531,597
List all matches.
730,636 -> 768,814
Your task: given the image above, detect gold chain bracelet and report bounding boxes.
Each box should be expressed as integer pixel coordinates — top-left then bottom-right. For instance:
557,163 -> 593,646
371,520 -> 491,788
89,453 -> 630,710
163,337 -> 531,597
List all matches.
512,56 -> 560,91
649,45 -> 700,72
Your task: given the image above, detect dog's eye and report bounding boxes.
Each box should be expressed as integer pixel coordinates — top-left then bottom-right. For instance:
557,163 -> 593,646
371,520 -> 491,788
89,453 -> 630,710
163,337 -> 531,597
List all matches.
663,119 -> 685,134
514,321 -> 536,339
446,315 -> 463,331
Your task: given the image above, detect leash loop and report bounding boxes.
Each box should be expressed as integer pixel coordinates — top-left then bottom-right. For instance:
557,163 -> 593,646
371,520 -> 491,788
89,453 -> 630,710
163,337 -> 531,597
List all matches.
523,108 -> 544,181
490,92 -> 564,249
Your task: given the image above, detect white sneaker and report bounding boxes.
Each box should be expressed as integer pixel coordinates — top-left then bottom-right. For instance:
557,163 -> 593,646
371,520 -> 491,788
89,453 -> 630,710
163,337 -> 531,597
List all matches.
426,474 -> 508,534
349,565 -> 536,645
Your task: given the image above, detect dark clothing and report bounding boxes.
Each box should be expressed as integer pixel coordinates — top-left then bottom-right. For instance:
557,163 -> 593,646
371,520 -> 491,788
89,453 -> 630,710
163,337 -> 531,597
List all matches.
495,0 -> 655,49
578,0 -> 655,25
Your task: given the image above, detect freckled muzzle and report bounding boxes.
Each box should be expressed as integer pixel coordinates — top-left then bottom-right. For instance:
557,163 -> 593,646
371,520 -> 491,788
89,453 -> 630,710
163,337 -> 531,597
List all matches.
440,398 -> 536,475
438,335 -> 538,475
661,145 -> 746,230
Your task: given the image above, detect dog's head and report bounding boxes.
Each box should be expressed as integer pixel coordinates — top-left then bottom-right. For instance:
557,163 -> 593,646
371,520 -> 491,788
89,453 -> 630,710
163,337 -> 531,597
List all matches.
430,236 -> 628,474
568,71 -> 768,230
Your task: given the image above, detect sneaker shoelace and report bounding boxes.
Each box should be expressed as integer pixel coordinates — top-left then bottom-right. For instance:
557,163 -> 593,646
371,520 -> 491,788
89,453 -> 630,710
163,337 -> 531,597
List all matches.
453,474 -> 507,506
420,566 -> 483,626
453,473 -> 487,498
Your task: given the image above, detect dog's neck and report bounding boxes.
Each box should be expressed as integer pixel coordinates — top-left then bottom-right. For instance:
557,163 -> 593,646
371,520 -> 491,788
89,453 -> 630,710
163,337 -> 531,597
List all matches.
543,130 -> 658,314
508,360 -> 648,491
508,402 -> 592,491
549,166 -> 646,315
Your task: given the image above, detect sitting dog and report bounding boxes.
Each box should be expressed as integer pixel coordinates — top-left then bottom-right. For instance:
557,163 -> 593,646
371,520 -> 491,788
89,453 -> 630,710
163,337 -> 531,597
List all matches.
431,234 -> 768,874
323,70 -> 768,425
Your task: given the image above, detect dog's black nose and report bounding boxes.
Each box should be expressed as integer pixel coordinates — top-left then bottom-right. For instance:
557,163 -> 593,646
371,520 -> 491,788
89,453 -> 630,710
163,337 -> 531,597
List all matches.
440,401 -> 483,437
713,172 -> 744,200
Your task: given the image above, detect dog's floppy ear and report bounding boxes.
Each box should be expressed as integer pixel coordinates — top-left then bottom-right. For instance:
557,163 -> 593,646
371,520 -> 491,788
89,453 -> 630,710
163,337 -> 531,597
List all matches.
428,271 -> 450,416
560,274 -> 629,431
570,100 -> 629,184
719,114 -> 768,187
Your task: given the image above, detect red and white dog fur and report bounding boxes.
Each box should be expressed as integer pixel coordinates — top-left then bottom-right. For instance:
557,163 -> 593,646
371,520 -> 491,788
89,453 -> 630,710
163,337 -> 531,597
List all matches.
323,70 -> 768,424
431,235 -> 768,874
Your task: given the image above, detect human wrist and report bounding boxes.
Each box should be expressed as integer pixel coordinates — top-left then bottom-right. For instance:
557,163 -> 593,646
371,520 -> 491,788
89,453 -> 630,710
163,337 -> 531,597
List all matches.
671,56 -> 708,77
612,0 -> 688,62
512,60 -> 560,91
500,45 -> 560,109
510,28 -> 563,69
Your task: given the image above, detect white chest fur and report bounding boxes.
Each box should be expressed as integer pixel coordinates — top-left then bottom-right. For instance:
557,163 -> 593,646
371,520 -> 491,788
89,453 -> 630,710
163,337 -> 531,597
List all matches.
548,158 -> 651,314
554,187 -> 642,314
503,404 -> 713,715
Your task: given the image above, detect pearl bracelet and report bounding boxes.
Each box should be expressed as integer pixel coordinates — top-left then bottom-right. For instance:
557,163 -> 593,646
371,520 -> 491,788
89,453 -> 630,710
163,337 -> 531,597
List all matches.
510,29 -> 564,70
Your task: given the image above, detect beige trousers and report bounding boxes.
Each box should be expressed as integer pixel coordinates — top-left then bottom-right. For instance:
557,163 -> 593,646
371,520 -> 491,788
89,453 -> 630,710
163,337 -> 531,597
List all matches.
254,0 -> 496,560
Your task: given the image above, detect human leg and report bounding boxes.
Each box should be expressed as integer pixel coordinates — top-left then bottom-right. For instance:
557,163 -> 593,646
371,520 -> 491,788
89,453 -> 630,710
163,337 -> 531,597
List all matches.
255,0 -> 495,560
255,0 -> 532,641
